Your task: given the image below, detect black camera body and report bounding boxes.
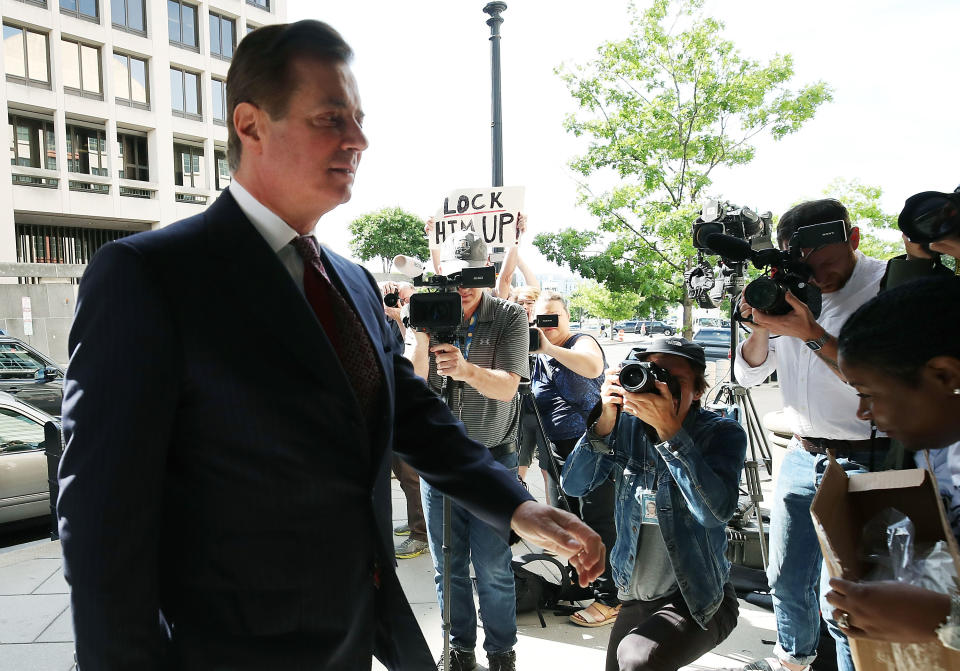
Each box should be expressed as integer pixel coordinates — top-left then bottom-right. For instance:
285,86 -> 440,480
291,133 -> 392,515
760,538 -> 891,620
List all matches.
529,314 -> 559,351
407,266 -> 496,342
618,360 -> 681,399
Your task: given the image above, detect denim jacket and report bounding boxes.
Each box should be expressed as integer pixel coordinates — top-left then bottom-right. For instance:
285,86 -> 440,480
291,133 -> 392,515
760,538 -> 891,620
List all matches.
561,407 -> 746,628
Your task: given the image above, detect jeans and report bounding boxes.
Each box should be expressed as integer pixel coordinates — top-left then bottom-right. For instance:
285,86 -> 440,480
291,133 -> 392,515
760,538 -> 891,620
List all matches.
767,442 -> 889,669
421,451 -> 519,655
606,584 -> 739,671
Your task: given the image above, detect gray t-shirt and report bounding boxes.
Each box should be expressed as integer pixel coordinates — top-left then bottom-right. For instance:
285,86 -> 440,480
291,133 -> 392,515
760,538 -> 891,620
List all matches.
619,524 -> 678,602
425,292 -> 529,448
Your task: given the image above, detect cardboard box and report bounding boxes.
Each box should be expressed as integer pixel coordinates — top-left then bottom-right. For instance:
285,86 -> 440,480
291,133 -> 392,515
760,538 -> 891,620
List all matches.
810,457 -> 960,671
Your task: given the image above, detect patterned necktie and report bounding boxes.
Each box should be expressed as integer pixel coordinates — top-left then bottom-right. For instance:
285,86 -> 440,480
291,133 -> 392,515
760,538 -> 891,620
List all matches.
290,235 -> 382,423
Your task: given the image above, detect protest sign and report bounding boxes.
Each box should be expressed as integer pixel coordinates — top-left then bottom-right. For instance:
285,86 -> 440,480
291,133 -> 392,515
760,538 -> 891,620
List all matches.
430,186 -> 525,254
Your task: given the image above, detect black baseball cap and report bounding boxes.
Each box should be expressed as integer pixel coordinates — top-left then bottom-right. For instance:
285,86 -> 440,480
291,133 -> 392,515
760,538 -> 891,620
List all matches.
898,187 -> 960,244
637,336 -> 707,369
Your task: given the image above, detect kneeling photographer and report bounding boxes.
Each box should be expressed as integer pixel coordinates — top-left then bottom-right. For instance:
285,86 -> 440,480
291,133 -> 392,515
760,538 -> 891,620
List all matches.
561,338 -> 746,671
528,291 -> 620,627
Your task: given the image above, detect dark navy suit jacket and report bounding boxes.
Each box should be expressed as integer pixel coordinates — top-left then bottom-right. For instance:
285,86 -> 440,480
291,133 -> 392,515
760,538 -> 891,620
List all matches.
58,191 -> 531,670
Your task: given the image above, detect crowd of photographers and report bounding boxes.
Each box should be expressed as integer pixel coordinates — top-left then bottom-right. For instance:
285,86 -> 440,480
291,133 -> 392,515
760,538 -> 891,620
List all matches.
378,186 -> 960,671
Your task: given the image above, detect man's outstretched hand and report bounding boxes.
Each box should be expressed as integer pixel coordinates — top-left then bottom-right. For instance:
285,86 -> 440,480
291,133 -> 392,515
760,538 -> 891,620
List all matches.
511,501 -> 605,586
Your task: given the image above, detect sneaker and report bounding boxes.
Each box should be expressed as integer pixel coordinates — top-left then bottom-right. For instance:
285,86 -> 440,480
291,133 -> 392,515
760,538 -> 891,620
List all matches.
718,659 -> 799,671
436,648 -> 476,671
395,537 -> 429,559
487,650 -> 516,671
394,523 -> 411,536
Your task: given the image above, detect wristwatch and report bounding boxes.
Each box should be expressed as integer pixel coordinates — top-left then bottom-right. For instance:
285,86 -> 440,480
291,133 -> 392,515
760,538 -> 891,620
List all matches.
805,333 -> 829,351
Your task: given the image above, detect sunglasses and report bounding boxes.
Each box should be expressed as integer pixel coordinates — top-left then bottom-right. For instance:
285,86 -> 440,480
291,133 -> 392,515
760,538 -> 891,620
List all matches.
898,189 -> 960,244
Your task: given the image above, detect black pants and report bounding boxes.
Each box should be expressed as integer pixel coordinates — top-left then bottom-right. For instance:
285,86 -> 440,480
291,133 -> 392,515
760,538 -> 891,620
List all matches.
545,437 -> 619,606
606,583 -> 739,671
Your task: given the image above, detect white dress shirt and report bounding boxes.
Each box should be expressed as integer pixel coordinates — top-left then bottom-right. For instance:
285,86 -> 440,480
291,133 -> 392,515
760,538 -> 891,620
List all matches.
229,180 -> 317,292
734,251 -> 886,440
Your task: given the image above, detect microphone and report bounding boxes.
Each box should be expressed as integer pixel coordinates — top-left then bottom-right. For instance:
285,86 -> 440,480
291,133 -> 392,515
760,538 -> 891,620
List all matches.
392,255 -> 425,278
706,233 -> 753,262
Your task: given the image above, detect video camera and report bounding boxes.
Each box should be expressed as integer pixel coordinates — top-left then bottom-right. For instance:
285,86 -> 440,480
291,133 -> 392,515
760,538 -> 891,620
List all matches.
686,199 -> 774,309
392,231 -> 495,342
529,314 -> 558,351
705,219 -> 849,320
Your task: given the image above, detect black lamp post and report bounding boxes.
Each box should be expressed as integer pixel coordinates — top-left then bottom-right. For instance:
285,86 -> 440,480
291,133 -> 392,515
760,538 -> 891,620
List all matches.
482,2 -> 507,187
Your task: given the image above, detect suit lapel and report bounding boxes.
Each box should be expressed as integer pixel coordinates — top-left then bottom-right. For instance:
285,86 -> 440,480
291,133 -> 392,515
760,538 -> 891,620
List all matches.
202,191 -> 350,391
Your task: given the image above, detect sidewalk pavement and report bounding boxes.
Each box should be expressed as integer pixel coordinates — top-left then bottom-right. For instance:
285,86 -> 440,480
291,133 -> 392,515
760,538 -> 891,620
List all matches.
0,379 -> 787,671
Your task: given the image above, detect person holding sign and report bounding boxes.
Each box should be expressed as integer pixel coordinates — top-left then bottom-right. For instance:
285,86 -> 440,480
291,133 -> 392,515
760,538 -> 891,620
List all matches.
561,338 -> 745,671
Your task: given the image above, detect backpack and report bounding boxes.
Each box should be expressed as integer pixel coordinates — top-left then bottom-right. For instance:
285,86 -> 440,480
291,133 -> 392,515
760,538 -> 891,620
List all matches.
511,553 -> 593,627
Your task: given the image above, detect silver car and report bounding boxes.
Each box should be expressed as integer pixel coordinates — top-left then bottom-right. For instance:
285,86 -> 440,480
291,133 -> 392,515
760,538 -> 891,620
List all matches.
0,392 -> 58,524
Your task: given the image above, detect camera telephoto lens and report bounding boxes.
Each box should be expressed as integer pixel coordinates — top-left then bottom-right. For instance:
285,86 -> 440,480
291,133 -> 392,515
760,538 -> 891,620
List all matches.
383,290 -> 400,308
619,361 -> 657,394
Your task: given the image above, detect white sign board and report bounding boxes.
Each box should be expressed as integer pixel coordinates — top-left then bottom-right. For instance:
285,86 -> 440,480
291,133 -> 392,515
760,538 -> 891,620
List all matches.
430,186 -> 525,253
21,296 -> 32,336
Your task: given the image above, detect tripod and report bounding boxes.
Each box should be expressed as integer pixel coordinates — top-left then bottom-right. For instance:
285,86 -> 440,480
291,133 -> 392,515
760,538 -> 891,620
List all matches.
707,263 -> 774,568
519,355 -> 575,515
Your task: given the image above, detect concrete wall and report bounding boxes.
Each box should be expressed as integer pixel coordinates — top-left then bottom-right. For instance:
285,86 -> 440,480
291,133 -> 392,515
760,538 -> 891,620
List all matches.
0,264 -> 84,365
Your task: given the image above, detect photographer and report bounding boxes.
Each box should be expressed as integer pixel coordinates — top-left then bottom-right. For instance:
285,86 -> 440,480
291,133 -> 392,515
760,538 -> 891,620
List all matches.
405,237 -> 530,671
824,275 -> 960,652
733,199 -> 893,671
561,337 -> 745,671
529,291 -> 620,626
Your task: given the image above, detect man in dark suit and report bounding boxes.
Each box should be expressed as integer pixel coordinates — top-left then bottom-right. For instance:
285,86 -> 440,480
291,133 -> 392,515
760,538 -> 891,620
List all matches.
57,20 -> 603,670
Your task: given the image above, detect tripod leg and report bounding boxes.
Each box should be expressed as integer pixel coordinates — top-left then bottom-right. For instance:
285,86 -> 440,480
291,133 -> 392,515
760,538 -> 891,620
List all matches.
442,494 -> 451,666
742,461 -> 768,567
744,391 -> 774,474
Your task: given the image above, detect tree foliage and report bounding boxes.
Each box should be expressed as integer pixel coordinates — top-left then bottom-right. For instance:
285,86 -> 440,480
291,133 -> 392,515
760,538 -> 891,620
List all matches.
569,280 -> 641,334
535,0 -> 833,336
348,207 -> 429,273
820,178 -> 900,260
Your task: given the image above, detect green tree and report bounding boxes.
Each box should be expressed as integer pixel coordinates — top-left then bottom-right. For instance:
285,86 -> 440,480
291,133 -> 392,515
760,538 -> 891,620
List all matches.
348,207 -> 428,273
570,281 -> 641,339
535,0 -> 832,337
820,178 -> 900,260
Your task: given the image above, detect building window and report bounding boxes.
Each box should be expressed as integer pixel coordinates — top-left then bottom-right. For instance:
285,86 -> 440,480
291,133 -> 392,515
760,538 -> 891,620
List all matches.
60,0 -> 99,21
66,125 -> 108,176
3,24 -> 51,88
61,39 -> 103,99
8,114 -> 56,170
168,0 -> 198,49
16,223 -> 133,265
173,143 -> 204,188
117,132 -> 149,181
211,78 -> 227,125
111,0 -> 145,34
170,67 -> 201,119
246,23 -> 258,35
215,149 -> 231,190
112,52 -> 149,108
246,0 -> 269,11
209,12 -> 235,60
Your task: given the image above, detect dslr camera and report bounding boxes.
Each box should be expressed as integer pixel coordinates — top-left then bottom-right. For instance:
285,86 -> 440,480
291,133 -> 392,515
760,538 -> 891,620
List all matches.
617,360 -> 681,399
